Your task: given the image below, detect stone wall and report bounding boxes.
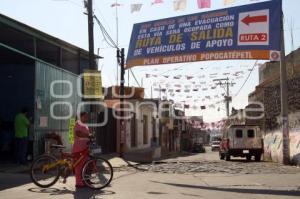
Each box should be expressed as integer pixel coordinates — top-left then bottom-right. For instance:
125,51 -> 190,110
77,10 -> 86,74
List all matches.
263,76 -> 300,130
259,47 -> 300,84
249,48 -> 300,164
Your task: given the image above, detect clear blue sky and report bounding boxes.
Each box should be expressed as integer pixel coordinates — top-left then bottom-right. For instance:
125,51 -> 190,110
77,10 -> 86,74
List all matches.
1,0 -> 299,122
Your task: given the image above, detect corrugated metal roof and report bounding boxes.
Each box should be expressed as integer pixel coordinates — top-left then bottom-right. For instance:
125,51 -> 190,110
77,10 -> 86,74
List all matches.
0,13 -> 102,59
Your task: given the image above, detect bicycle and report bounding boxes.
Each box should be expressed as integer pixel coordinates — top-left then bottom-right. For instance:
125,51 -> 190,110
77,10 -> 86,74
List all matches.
30,137 -> 113,190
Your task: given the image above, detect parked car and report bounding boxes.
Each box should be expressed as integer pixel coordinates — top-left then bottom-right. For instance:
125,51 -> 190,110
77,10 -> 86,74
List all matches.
219,125 -> 263,161
192,143 -> 206,153
211,140 -> 221,151
211,136 -> 221,151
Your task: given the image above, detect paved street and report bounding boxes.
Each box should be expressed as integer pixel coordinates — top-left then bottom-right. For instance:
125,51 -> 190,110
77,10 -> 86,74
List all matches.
1,148 -> 300,199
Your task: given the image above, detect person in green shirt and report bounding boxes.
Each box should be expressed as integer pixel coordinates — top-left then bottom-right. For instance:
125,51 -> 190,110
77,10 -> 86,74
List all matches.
14,108 -> 30,165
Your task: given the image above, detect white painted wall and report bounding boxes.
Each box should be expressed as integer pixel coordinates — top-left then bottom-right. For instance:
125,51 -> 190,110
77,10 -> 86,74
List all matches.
264,130 -> 300,165
126,103 -> 155,150
136,106 -> 153,149
263,112 -> 300,164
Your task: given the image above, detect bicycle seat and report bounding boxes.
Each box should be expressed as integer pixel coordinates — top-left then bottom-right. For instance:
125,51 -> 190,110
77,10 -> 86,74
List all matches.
50,144 -> 66,149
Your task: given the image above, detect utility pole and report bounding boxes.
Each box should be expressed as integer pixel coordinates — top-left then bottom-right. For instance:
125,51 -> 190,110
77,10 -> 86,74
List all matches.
279,0 -> 290,165
118,48 -> 125,157
226,78 -> 230,117
213,78 -> 235,118
87,0 -> 95,70
115,0 -> 119,84
86,0 -> 98,131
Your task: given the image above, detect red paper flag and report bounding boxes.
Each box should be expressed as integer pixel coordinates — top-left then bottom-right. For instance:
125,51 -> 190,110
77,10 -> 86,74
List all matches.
197,0 -> 211,9
152,0 -> 164,5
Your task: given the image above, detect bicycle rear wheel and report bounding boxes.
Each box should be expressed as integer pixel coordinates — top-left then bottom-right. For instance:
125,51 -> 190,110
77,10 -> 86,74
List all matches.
30,155 -> 60,188
81,157 -> 113,190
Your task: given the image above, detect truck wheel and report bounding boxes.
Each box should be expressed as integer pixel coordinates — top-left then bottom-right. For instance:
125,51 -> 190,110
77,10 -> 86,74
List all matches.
255,154 -> 261,162
246,155 -> 251,161
219,152 -> 225,160
225,153 -> 230,161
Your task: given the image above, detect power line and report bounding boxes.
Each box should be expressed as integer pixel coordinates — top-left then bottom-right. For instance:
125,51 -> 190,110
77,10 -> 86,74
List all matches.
98,45 -> 128,50
130,69 -> 141,87
94,15 -> 118,49
213,78 -> 235,117
93,1 -> 114,37
234,60 -> 258,97
94,15 -> 142,88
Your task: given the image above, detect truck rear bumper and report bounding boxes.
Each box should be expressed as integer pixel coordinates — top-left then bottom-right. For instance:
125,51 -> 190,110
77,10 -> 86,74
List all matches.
227,149 -> 263,157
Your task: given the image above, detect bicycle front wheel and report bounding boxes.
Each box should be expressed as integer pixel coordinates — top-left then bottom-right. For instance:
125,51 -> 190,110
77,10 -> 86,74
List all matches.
81,157 -> 113,190
30,154 -> 60,188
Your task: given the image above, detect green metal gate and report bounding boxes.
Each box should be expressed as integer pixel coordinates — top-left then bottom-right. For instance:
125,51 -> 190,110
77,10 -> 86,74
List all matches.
34,61 -> 81,157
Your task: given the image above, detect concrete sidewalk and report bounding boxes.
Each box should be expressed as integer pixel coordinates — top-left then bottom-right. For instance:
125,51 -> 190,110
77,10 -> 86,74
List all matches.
1,151 -> 300,199
1,170 -> 300,199
0,155 -> 137,174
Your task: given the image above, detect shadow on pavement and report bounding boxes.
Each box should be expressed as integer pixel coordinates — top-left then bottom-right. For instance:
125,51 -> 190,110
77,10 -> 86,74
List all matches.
151,181 -> 300,197
227,159 -> 266,163
0,173 -> 31,191
147,191 -> 167,195
28,187 -> 115,199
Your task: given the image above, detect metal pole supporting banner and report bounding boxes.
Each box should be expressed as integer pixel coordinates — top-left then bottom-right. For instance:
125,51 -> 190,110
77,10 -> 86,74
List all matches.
119,48 -> 125,157
116,0 -> 119,84
279,2 -> 290,165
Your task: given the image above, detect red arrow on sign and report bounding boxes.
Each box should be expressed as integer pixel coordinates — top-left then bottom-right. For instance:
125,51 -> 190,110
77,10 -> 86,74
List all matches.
242,15 -> 267,26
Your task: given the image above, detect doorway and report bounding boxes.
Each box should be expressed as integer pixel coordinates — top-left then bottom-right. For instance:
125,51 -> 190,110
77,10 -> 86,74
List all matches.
131,113 -> 137,147
0,47 -> 35,163
143,115 -> 148,145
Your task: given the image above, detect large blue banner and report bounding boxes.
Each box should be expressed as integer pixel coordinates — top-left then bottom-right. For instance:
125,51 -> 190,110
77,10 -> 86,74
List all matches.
126,1 -> 281,68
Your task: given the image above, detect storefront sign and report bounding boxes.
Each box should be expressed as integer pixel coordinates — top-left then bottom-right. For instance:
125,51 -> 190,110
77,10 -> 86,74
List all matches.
68,117 -> 76,144
83,70 -> 103,98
